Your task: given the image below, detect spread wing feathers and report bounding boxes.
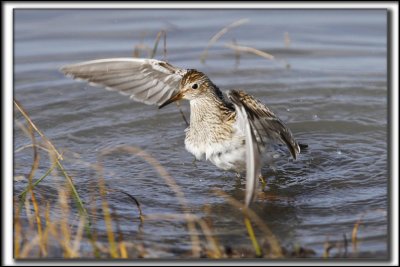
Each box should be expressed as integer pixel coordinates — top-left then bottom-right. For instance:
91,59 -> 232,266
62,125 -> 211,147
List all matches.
230,94 -> 262,207
60,58 -> 187,106
227,90 -> 300,159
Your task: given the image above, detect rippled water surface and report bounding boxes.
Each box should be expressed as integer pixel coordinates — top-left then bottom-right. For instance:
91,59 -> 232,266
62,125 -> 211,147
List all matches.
14,9 -> 388,258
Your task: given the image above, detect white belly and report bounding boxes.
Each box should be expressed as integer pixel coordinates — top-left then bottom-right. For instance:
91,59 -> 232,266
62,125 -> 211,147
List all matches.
185,134 -> 247,172
208,143 -> 247,172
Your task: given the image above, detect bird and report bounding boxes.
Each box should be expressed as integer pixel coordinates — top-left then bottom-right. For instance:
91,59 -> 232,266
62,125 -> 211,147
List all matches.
61,58 -> 301,206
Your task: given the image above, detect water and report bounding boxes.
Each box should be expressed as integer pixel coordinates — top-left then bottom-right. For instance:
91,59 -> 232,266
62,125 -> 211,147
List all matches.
14,9 -> 388,258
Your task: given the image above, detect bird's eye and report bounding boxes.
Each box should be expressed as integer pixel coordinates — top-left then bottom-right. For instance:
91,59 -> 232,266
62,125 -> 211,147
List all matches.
192,83 -> 198,89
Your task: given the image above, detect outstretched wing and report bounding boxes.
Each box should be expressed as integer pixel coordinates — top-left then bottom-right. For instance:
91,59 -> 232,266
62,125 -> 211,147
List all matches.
61,58 -> 187,106
228,90 -> 300,206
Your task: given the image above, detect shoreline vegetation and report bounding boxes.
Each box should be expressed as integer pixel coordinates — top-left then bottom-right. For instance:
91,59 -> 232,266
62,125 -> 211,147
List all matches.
13,20 -> 382,259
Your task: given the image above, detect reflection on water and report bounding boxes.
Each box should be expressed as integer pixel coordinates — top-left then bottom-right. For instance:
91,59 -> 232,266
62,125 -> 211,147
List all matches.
14,9 -> 387,258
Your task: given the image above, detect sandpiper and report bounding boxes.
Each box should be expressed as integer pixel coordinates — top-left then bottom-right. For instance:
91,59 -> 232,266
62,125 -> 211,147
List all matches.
61,58 -> 300,206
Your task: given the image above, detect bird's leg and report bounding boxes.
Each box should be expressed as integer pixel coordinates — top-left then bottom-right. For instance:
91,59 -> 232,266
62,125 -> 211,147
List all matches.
192,157 -> 198,168
235,172 -> 243,187
259,174 -> 267,190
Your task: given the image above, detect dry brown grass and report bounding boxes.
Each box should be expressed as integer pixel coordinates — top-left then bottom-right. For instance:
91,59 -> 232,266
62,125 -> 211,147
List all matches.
200,18 -> 249,63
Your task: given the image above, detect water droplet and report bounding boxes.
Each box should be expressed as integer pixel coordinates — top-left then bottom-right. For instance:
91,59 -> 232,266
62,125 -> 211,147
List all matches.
313,114 -> 319,120
286,108 -> 291,112
337,150 -> 342,155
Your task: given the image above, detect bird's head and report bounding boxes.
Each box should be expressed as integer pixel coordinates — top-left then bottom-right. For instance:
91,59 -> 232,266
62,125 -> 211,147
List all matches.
159,69 -> 213,108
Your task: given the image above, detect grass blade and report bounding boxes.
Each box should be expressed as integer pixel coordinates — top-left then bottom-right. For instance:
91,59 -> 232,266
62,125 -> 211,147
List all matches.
200,18 -> 249,63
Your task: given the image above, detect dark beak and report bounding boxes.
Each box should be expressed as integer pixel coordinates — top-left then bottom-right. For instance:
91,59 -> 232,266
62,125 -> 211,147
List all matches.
158,92 -> 184,109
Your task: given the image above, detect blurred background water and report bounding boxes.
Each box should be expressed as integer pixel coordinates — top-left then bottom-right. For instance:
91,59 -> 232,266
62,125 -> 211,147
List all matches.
14,9 -> 388,258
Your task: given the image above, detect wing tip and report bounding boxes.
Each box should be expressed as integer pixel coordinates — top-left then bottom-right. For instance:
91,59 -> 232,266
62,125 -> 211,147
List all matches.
293,142 -> 308,158
59,65 -> 69,75
59,64 -> 77,78
293,143 -> 301,160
